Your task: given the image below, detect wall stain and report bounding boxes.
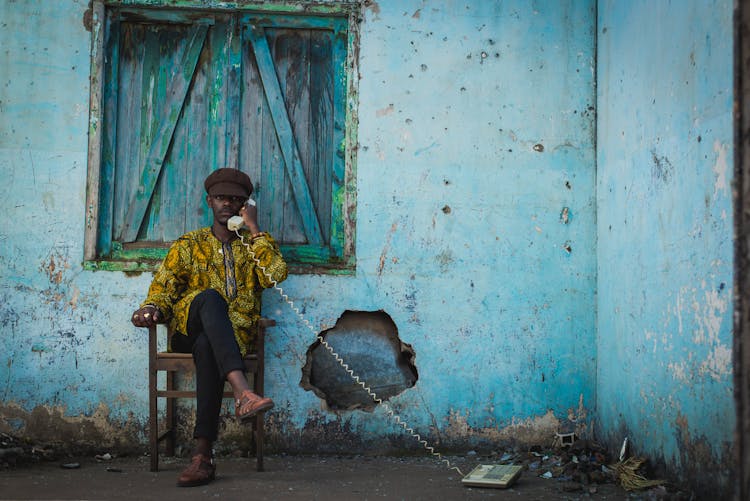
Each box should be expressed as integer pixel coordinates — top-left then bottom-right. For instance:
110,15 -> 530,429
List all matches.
290,411 -> 365,454
377,222 -> 398,276
42,253 -> 65,285
666,284 -> 731,382
376,103 -> 394,117
438,406 -> 591,451
363,0 -> 380,17
259,406 -> 591,455
669,413 -> 732,499
650,149 -> 674,184
435,248 -> 454,273
560,207 -> 570,224
82,4 -> 93,32
712,140 -> 728,198
0,402 -> 142,455
598,412 -> 732,499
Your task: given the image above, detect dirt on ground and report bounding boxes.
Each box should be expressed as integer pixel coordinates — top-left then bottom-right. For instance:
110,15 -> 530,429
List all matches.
0,451 -> 687,501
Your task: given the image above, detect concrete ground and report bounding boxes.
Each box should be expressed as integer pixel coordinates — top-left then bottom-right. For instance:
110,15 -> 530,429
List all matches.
0,453 -> 672,501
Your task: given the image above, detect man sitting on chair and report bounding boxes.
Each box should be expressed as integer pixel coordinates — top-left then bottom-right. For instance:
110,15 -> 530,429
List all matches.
131,168 -> 287,487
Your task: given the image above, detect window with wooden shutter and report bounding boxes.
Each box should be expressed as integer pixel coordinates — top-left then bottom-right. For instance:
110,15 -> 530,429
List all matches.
84,3 -> 358,273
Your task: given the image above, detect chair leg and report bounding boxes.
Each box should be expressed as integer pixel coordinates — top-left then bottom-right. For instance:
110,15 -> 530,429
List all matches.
166,371 -> 176,456
255,322 -> 266,472
249,411 -> 257,456
149,368 -> 159,472
256,412 -> 264,472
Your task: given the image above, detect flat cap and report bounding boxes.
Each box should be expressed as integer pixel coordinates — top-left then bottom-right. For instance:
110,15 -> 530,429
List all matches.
204,168 -> 253,198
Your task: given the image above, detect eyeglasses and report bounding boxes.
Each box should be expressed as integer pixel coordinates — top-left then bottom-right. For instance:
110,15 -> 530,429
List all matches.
210,194 -> 247,204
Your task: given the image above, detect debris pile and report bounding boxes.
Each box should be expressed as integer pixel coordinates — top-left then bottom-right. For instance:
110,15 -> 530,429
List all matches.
512,440 -> 614,494
483,438 -> 683,497
0,432 -> 56,467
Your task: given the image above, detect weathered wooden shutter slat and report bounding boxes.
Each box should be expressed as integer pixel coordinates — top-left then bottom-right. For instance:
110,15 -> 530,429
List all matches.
148,18 -> 232,241
112,23 -> 147,244
240,38 -> 270,229
310,28 -> 335,245
248,24 -> 323,246
120,24 -> 208,242
97,10 -> 121,256
225,18 -> 242,170
207,18 -> 240,173
329,20 -> 349,258
267,27 -> 308,243
136,26 -> 167,239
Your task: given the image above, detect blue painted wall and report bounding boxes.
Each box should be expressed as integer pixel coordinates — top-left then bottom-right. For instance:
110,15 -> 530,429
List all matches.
596,0 -> 734,495
278,0 -> 597,450
0,0 -> 597,453
3,0 -> 735,494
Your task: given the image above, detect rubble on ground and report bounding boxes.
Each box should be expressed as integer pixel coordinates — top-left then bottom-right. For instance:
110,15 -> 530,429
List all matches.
0,431 -> 692,498
479,438 -> 690,499
0,432 -> 57,467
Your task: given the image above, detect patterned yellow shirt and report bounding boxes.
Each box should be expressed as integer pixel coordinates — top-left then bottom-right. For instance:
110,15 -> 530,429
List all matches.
141,227 -> 288,355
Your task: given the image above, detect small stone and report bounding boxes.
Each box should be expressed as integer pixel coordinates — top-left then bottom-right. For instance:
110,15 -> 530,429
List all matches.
61,462 -> 80,469
589,470 -> 607,483
561,481 -> 582,492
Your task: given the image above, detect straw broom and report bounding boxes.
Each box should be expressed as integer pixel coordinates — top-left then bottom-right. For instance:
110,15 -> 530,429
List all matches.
609,457 -> 665,491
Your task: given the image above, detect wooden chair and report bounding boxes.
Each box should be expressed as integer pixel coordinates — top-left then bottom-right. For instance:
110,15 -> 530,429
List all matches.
147,318 -> 274,472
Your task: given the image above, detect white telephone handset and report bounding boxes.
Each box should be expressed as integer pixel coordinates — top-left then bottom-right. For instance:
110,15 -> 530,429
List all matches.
227,216 -> 244,231
227,198 -> 256,231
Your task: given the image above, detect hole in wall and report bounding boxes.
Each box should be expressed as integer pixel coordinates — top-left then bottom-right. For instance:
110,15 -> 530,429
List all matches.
300,310 -> 418,412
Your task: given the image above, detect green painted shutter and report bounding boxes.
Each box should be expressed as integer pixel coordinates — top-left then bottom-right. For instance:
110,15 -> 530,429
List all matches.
101,12 -> 234,259
97,10 -> 350,268
241,15 -> 348,264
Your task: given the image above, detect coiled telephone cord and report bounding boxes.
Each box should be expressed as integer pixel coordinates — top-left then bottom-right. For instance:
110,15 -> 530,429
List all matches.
237,230 -> 465,477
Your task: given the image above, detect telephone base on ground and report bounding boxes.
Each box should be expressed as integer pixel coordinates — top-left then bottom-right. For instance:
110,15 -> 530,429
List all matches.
461,464 -> 523,489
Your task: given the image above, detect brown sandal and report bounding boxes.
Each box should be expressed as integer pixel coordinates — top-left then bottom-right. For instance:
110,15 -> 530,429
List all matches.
177,453 -> 215,487
235,390 -> 274,422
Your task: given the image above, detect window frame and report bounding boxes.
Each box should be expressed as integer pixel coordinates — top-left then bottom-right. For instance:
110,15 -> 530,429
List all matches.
83,0 -> 359,274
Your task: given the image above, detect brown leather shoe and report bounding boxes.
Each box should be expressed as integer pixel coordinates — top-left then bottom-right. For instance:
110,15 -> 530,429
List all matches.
235,390 -> 274,423
177,453 -> 215,487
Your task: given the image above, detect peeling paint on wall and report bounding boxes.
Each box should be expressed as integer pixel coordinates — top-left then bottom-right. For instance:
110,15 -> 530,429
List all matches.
713,140 -> 729,198
596,0 -> 734,496
377,222 -> 398,277
0,403 -> 143,454
666,283 -> 732,383
258,402 -> 594,455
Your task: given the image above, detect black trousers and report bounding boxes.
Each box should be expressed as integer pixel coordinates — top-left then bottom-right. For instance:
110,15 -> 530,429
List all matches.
171,289 -> 245,441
